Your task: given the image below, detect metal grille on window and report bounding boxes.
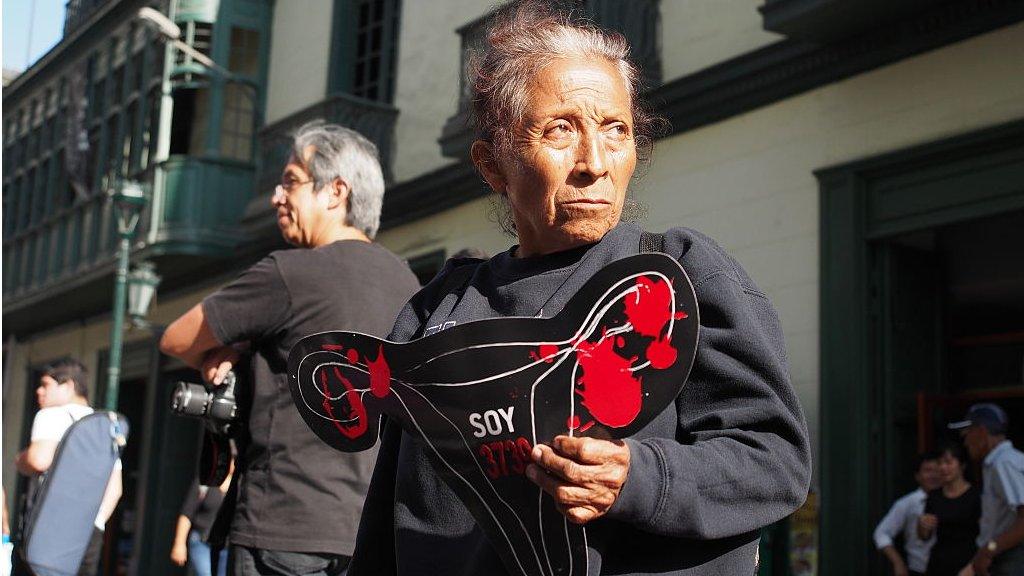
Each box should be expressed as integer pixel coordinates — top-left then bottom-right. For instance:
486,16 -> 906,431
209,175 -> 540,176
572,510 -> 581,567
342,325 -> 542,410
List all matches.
352,0 -> 399,102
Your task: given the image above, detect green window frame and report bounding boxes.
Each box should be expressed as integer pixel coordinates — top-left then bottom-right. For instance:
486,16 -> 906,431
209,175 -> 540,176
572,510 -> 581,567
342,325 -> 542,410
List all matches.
329,0 -> 401,103
817,119 -> 1024,574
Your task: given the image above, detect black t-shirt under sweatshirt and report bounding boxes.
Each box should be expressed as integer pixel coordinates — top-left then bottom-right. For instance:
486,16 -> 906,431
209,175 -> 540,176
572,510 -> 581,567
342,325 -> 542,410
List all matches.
203,240 -> 420,555
349,222 -> 812,575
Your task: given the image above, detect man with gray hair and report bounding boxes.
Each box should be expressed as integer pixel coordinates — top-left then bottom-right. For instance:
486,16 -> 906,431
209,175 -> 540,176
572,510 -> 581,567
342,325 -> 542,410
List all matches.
161,121 -> 420,575
949,403 -> 1024,576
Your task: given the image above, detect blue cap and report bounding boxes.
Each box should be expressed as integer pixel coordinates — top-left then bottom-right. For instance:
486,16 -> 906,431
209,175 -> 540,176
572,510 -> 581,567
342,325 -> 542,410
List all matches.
948,403 -> 1008,434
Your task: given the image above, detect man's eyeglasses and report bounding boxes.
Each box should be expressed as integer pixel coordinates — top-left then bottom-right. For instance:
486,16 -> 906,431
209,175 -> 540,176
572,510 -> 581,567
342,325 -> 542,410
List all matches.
278,174 -> 314,193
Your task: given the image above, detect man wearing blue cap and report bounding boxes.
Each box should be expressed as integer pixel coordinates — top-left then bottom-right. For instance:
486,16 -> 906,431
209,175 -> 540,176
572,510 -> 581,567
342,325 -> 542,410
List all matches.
948,403 -> 1024,576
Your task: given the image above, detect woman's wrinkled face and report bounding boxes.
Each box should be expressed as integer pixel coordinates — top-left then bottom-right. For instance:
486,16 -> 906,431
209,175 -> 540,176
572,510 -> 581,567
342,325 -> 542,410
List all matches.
937,450 -> 965,485
482,58 -> 637,257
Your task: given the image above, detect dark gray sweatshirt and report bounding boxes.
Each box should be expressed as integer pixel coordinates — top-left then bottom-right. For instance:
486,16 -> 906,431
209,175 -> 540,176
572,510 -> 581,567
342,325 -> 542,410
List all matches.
349,222 -> 811,575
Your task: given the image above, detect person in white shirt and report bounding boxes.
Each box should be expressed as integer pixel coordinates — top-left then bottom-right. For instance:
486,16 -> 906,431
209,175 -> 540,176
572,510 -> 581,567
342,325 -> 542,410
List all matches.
874,451 -> 943,576
14,358 -> 122,576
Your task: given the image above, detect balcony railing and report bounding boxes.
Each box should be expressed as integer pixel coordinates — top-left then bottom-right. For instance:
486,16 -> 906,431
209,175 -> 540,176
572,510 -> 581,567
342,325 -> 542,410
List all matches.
2,187 -> 142,301
151,156 -> 255,252
2,154 -> 258,333
439,0 -> 662,159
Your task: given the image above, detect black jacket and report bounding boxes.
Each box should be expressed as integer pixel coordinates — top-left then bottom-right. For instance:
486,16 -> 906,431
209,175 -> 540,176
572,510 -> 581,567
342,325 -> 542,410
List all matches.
349,223 -> 811,575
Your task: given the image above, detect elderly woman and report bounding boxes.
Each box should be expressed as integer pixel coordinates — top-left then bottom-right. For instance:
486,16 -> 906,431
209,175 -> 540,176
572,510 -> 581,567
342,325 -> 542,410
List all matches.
349,2 -> 811,575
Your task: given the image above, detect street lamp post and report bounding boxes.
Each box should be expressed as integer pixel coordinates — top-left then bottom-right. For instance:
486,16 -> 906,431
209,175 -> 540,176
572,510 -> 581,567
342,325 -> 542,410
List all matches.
105,181 -> 147,411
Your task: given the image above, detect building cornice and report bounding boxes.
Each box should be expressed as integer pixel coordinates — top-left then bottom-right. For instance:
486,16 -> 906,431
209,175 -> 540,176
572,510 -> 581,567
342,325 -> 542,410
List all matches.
381,161 -> 486,229
652,0 -> 1024,137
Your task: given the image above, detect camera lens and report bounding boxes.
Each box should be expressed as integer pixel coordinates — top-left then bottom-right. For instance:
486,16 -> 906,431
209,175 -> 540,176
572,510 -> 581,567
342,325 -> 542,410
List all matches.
171,382 -> 212,417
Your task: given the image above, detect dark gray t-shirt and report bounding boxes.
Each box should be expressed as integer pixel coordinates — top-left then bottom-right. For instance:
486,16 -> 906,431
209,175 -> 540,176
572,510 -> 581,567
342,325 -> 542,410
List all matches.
203,240 -> 420,555
350,222 -> 811,575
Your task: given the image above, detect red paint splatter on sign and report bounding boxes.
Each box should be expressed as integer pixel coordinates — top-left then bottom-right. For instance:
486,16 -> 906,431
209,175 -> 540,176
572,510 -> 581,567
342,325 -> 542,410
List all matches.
367,344 -> 392,398
529,344 -> 559,363
646,336 -> 678,370
623,276 -> 675,338
567,415 -> 581,430
346,349 -> 360,364
320,367 -> 368,439
574,332 -> 641,428
322,344 -> 344,351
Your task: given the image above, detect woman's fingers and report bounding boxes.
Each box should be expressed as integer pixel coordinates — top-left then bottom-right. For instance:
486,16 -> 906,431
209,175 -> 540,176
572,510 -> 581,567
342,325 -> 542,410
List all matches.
552,435 -> 628,465
526,435 -> 631,524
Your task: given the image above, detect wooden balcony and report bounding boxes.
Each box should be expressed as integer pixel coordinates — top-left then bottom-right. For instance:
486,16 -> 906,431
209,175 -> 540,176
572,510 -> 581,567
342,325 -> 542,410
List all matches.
3,189 -> 130,303
2,156 -> 256,335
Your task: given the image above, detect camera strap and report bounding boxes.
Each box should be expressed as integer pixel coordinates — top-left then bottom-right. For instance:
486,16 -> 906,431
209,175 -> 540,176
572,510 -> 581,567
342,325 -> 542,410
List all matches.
206,431 -> 238,574
199,428 -> 233,486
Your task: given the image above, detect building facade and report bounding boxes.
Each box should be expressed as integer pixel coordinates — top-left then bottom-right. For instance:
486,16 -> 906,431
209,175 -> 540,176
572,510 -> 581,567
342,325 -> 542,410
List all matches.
4,1 -> 1024,574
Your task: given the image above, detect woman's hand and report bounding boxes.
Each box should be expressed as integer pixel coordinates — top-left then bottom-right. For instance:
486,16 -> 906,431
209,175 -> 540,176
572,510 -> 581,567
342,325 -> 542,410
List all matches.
526,435 -> 630,524
170,542 -> 187,566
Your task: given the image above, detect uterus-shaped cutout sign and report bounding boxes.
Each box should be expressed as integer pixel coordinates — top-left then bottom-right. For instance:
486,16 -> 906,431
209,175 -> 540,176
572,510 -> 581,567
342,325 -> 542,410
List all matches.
288,253 -> 699,576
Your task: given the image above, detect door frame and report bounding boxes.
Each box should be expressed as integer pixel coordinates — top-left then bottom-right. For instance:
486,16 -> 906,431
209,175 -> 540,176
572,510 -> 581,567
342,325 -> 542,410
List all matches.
816,119 -> 1024,573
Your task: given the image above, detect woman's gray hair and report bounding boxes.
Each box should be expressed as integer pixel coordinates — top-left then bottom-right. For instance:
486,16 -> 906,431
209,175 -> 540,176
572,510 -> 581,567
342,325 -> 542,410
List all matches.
469,0 -> 665,236
291,120 -> 386,239
469,0 -> 662,160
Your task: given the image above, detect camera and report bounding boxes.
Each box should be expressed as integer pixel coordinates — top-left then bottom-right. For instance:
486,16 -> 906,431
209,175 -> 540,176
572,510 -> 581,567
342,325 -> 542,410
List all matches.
170,371 -> 238,437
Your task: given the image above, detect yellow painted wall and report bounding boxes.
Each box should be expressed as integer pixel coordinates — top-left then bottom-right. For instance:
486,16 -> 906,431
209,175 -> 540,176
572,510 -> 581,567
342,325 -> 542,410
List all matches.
661,0 -> 781,79
390,0 -> 493,181
264,0 -> 334,125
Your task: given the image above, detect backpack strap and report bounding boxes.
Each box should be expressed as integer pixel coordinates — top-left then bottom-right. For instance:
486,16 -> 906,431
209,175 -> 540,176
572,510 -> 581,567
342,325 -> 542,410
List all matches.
417,258 -> 483,336
437,260 -> 480,298
639,230 -> 666,254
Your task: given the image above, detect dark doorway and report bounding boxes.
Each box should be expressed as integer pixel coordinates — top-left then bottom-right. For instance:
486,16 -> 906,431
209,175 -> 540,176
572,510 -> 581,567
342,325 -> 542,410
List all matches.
876,210 -> 1024,498
101,375 -> 148,576
818,119 -> 1024,573
128,365 -> 203,576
